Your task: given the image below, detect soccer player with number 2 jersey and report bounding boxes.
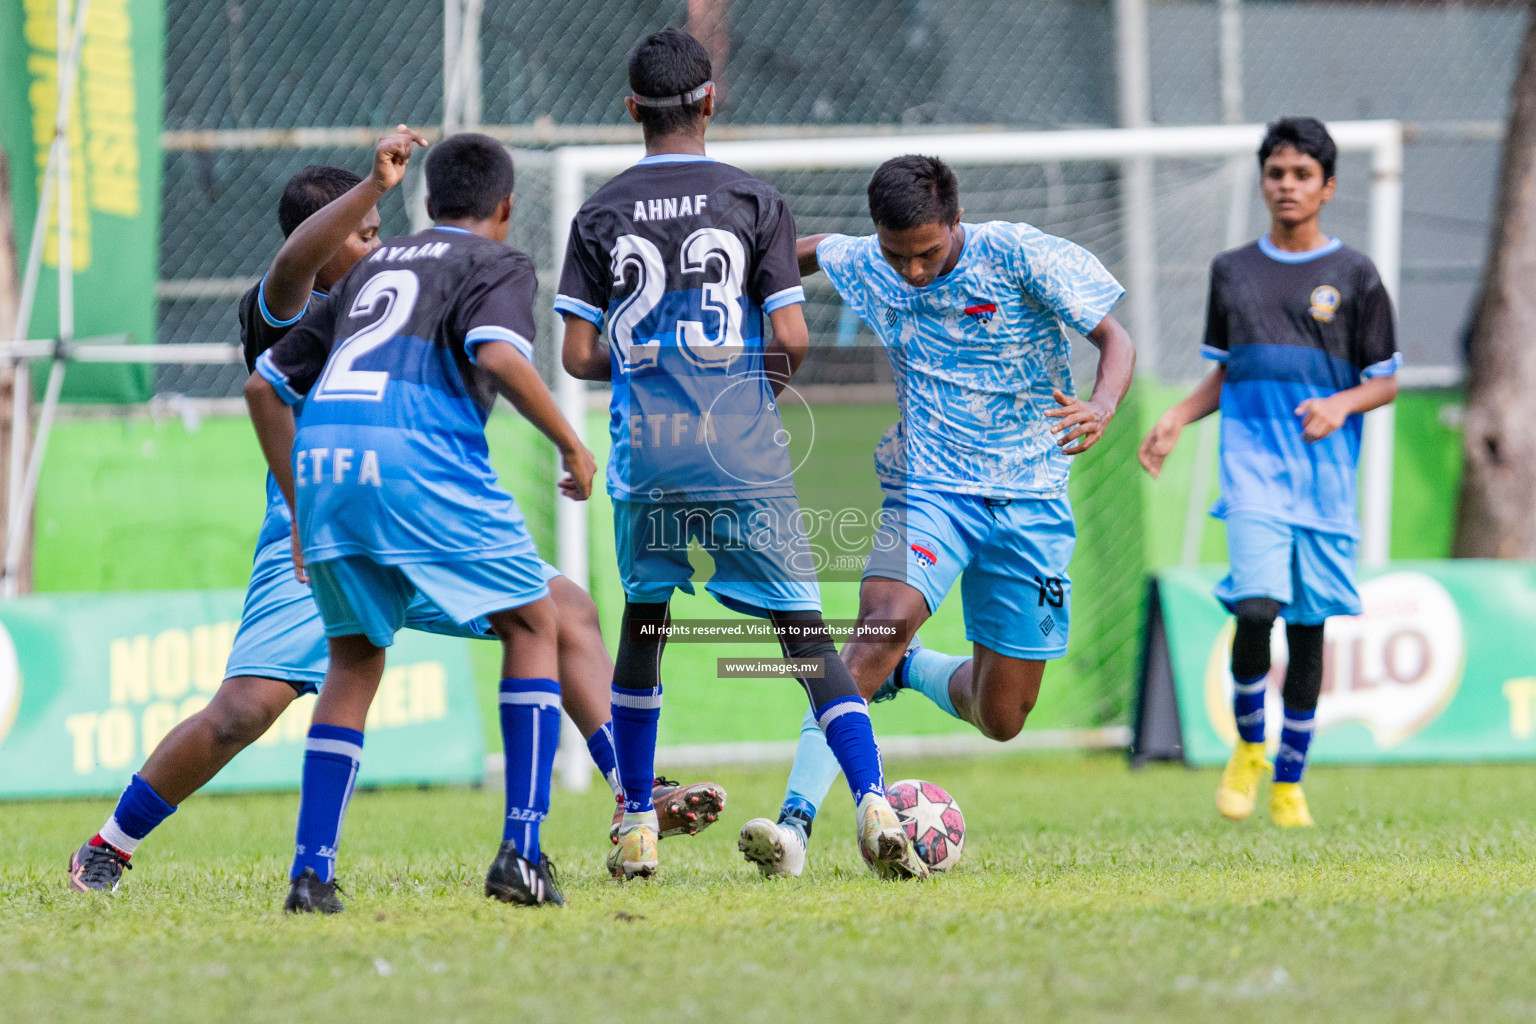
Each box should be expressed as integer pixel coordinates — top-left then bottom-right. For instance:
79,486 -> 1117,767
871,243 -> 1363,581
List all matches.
68,130 -> 725,903
248,134 -> 598,910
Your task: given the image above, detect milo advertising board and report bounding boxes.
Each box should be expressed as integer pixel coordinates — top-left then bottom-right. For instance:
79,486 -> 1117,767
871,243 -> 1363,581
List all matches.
1134,562 -> 1536,766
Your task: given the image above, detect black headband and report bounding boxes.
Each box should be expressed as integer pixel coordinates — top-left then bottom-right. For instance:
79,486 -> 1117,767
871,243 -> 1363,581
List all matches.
630,81 -> 713,108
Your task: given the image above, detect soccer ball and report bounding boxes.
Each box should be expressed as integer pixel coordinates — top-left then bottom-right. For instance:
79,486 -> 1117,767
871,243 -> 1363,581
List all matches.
886,778 -> 965,872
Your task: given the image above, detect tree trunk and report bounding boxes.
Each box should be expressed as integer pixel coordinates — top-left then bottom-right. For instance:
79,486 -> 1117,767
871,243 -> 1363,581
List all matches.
1453,4 -> 1536,558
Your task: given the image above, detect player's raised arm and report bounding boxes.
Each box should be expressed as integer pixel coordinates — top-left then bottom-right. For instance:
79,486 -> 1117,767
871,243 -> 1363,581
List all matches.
796,234 -> 829,277
476,342 -> 596,500
262,125 -> 428,320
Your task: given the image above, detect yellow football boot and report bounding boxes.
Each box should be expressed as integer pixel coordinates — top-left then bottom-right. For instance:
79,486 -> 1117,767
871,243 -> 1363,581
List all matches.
857,793 -> 929,880
607,822 -> 659,880
1268,782 -> 1315,827
1215,741 -> 1269,821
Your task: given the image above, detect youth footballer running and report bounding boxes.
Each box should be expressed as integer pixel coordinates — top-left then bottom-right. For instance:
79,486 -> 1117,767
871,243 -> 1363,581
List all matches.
558,29 -> 926,882
738,154 -> 1136,876
69,130 -> 724,898
1138,117 -> 1400,827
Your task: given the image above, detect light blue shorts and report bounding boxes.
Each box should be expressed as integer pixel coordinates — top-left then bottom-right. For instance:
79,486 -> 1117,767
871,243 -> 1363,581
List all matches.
226,533 -> 560,682
612,496 -> 821,617
1214,512 -> 1361,626
223,532 -> 333,692
308,551 -> 554,649
863,488 -> 1076,660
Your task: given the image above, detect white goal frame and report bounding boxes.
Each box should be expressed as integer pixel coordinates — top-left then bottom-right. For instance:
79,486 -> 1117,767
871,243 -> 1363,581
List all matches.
547,120 -> 1405,594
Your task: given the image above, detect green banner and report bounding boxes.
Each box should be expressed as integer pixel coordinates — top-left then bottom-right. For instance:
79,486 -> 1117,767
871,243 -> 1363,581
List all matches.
0,591 -> 485,799
0,0 -> 161,403
1141,561 -> 1536,766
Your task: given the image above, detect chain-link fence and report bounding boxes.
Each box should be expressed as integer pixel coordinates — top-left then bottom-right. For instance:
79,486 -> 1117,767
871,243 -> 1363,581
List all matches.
138,0 -> 1526,729
157,0 -> 1523,396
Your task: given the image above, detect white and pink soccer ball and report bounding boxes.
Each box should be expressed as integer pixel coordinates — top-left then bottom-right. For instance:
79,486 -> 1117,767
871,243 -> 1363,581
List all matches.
884,778 -> 965,872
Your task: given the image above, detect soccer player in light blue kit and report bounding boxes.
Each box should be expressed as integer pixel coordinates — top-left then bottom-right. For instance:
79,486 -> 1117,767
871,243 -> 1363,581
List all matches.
248,134 -> 597,910
739,155 -> 1137,876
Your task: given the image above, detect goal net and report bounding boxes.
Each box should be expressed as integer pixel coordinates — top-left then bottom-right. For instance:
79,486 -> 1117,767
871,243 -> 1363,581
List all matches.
529,123 -> 1404,737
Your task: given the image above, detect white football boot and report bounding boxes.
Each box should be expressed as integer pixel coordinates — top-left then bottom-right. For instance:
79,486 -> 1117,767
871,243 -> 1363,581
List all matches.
737,817 -> 807,878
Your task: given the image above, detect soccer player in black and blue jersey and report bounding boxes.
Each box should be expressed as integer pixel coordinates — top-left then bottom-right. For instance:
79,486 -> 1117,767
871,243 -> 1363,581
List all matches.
250,134 -> 602,909
1139,118 -> 1400,827
70,131 -> 725,900
558,29 -> 927,882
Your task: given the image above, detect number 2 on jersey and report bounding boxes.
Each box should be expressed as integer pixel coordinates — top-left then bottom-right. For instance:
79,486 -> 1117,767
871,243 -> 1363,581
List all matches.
608,228 -> 746,371
314,269 -> 419,401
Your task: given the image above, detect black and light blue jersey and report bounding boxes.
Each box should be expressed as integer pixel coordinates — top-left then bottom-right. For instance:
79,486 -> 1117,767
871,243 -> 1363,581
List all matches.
554,154 -> 805,502
1201,236 -> 1400,537
256,226 -> 541,565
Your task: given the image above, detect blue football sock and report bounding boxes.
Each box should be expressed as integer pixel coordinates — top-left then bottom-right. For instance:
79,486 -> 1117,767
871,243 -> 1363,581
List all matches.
586,722 -> 623,799
499,677 -> 561,861
779,707 -> 841,831
291,723 -> 364,882
1233,672 -> 1268,744
611,682 -> 661,815
905,648 -> 967,719
816,695 -> 885,802
1274,707 -> 1316,783
97,774 -> 176,856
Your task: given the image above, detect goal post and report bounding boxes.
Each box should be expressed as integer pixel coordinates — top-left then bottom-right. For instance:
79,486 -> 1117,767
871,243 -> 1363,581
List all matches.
546,120 -> 1406,602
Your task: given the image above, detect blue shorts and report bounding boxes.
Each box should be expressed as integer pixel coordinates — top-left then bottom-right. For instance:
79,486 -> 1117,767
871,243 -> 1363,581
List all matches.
1214,512 -> 1361,625
225,533 -> 558,686
308,551 -> 553,649
863,488 -> 1075,660
613,496 -> 821,617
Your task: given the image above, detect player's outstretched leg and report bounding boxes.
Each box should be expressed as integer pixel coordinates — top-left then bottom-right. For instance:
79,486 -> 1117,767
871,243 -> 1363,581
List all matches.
547,577 -> 725,843
738,707 -> 825,877
285,633 -> 383,914
772,609 -> 927,880
742,589 -> 933,878
70,676 -> 298,893
484,598 -> 567,906
606,601 -> 667,880
1270,622 -> 1323,827
1217,598 -> 1280,821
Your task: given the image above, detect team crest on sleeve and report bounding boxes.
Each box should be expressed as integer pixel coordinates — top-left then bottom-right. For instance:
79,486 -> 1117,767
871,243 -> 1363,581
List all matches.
910,543 -> 938,568
1308,285 -> 1341,324
963,301 -> 997,326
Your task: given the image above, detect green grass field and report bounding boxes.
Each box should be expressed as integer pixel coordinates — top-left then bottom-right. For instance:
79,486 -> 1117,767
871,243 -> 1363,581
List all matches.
6,754 -> 1536,1023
